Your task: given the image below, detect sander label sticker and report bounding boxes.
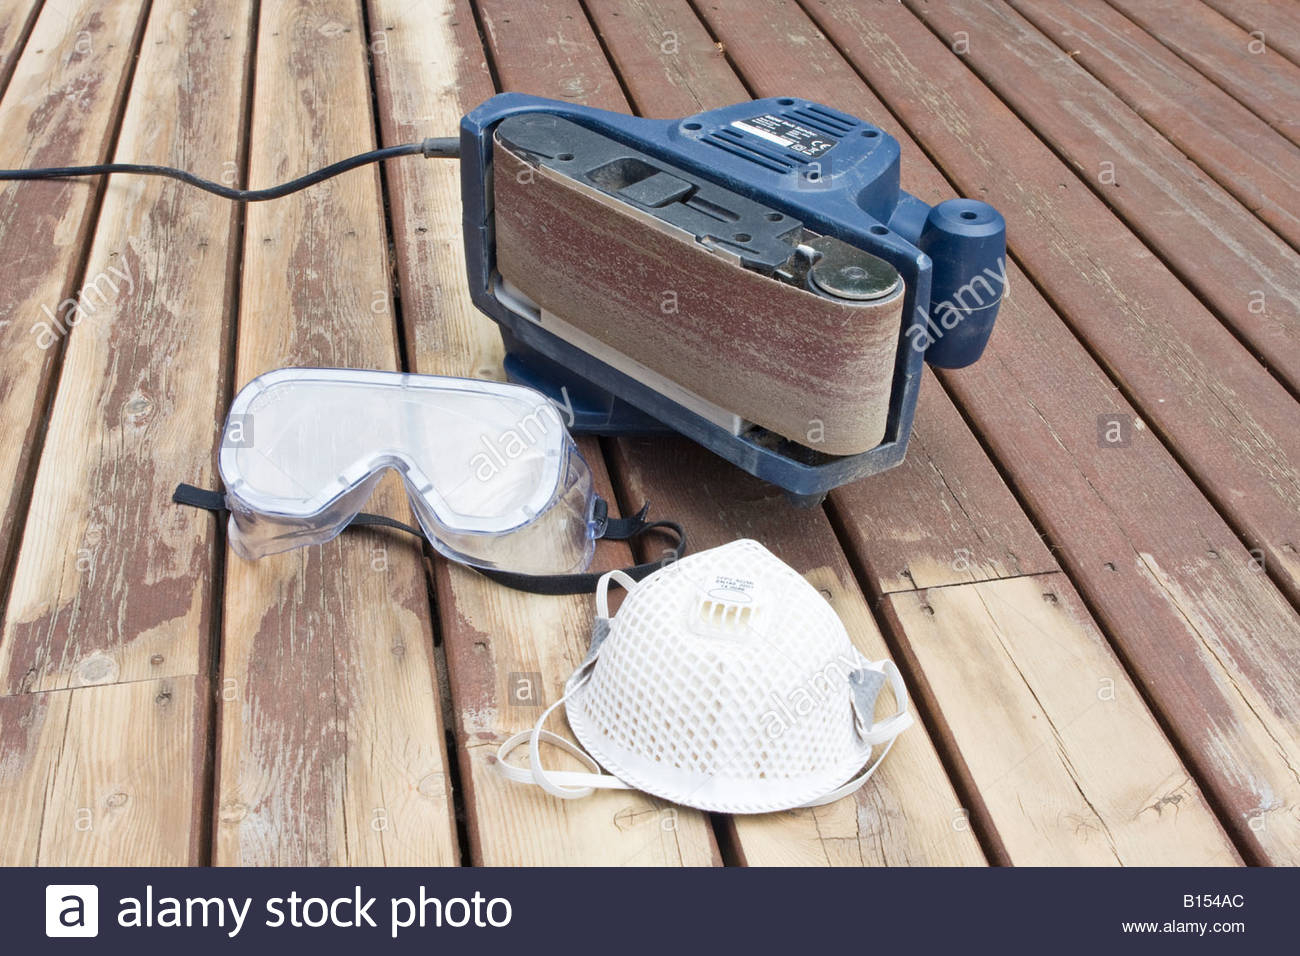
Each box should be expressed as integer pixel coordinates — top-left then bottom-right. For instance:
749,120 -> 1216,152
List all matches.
730,114 -> 838,158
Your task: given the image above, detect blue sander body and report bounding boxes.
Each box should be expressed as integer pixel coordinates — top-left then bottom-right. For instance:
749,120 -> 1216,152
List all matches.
460,94 -> 1005,501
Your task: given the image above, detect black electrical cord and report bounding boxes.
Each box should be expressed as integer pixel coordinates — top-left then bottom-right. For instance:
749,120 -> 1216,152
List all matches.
0,136 -> 459,201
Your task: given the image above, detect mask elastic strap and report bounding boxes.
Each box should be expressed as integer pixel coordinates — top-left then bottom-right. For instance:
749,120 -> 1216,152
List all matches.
801,659 -> 915,809
595,568 -> 639,618
495,685 -> 633,799
173,484 -> 685,595
494,567 -> 641,798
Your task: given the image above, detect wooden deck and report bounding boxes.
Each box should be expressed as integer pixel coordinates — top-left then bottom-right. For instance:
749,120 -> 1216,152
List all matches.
0,0 -> 1297,866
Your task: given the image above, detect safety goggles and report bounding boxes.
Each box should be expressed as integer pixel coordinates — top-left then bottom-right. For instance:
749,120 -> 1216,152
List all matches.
206,367 -> 604,574
175,368 -> 684,591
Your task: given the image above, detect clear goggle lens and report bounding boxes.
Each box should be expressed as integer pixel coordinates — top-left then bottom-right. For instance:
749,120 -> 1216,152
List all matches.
218,368 -> 597,574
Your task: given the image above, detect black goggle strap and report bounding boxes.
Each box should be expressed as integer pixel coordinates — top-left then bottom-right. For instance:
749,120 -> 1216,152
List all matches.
172,483 -> 686,596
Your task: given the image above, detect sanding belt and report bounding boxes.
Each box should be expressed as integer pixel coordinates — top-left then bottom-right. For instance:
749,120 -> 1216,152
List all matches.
492,139 -> 903,456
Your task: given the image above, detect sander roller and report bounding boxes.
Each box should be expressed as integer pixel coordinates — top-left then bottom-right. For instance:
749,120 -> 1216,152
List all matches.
461,94 -> 1006,502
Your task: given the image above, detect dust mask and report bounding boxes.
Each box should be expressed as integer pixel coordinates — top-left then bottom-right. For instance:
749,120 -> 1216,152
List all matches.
496,539 -> 913,813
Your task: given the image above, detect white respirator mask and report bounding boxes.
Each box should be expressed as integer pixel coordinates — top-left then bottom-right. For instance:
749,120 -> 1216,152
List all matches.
496,539 -> 913,813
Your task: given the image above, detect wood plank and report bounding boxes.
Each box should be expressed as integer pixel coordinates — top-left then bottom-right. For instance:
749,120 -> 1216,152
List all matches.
588,0 -> 745,115
0,678 -> 209,865
611,434 -> 1237,864
803,0 -> 1300,609
489,0 -> 984,866
375,0 -> 717,865
586,0 -> 1055,594
699,0 -> 1300,862
880,579 -> 1239,865
0,0 -> 151,611
0,0 -> 251,698
1104,0 -> 1300,146
213,0 -> 457,866
1200,0 -> 1300,67
828,374 -> 1055,594
937,221 -> 1300,865
363,0 -> 498,376
0,0 -> 40,94
1004,0 -> 1300,251
477,0 -> 625,111
559,0 -> 1232,865
906,0 -> 1300,394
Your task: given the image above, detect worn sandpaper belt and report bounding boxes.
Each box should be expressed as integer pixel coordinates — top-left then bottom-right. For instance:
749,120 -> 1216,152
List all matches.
492,140 -> 902,456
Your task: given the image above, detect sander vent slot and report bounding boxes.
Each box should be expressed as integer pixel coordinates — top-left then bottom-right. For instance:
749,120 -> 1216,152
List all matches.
703,133 -> 794,173
788,107 -> 855,137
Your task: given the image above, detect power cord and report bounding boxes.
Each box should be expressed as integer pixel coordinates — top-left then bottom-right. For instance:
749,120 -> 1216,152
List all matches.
0,136 -> 459,202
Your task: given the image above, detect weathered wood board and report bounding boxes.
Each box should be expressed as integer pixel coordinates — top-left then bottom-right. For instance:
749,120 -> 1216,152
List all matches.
0,0 -> 252,865
0,0 -> 151,596
911,0 -> 1300,393
693,0 -> 1300,863
0,0 -> 40,93
212,0 -> 457,866
829,375 -> 1056,594
0,0 -> 1296,869
881,578 -> 1239,865
1104,0 -> 1300,146
1005,0 -> 1300,250
0,678 -> 209,865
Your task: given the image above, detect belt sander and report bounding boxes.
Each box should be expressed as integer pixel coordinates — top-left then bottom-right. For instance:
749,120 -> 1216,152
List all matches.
460,95 -> 1006,501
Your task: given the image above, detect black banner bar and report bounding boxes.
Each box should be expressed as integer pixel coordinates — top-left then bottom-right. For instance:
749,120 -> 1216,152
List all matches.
7,866 -> 1291,952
